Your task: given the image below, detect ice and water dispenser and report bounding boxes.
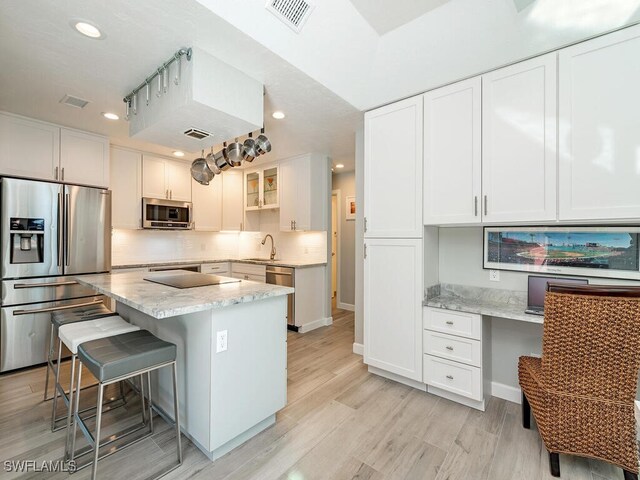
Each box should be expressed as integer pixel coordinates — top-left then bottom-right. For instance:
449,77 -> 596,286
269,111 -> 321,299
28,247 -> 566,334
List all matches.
9,217 -> 45,264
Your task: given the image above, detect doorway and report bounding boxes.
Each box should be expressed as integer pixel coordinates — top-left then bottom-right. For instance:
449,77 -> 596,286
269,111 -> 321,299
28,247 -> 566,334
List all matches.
331,191 -> 339,312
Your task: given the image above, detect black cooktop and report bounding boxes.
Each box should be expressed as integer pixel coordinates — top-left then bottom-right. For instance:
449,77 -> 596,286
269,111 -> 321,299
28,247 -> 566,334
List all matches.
144,272 -> 241,289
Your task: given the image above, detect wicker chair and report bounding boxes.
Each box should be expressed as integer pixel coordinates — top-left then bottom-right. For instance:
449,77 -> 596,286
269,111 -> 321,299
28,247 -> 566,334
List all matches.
519,283 -> 640,480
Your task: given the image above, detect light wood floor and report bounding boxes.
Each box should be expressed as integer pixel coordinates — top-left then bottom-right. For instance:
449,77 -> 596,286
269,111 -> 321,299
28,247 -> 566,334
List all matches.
0,309 -> 625,480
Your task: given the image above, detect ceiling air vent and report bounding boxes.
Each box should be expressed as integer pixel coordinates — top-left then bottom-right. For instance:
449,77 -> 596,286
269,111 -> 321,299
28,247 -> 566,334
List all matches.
266,0 -> 314,33
59,94 -> 90,109
183,128 -> 212,140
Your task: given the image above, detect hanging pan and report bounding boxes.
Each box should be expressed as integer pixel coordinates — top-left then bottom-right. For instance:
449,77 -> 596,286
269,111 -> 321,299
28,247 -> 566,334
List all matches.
242,132 -> 259,163
215,142 -> 233,171
226,138 -> 244,167
255,128 -> 272,155
191,150 -> 214,185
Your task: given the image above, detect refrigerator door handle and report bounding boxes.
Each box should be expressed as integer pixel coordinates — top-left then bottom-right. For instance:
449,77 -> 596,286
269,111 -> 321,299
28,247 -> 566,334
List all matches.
12,298 -> 104,316
64,192 -> 70,267
57,192 -> 63,267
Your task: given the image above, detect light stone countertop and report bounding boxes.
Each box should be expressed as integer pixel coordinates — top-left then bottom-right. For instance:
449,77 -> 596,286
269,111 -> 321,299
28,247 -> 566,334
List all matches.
112,258 -> 327,270
75,271 -> 295,319
424,283 -> 544,324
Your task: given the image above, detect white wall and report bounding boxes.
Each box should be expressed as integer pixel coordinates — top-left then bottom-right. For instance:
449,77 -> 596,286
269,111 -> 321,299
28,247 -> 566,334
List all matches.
331,171 -> 356,306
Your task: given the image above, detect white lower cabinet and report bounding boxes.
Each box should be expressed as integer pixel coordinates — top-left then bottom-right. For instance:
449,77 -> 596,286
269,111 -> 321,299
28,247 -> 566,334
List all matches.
364,238 -> 422,382
423,307 -> 489,410
231,263 -> 266,282
201,262 -> 230,276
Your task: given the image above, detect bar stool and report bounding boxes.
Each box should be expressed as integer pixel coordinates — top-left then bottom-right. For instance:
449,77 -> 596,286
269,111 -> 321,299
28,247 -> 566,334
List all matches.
70,330 -> 182,480
44,302 -> 114,401
52,316 -> 140,436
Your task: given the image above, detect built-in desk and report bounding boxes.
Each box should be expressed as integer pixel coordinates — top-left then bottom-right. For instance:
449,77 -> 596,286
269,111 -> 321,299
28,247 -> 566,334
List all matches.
422,284 -> 543,411
424,284 -> 542,324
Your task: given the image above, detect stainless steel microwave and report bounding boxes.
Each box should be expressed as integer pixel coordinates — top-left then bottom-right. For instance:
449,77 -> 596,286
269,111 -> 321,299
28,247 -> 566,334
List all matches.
142,198 -> 193,230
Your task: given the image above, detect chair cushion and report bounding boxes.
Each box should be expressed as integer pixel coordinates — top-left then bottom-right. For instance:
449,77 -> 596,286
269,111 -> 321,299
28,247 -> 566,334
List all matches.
78,330 -> 176,383
51,303 -> 114,331
58,316 -> 140,354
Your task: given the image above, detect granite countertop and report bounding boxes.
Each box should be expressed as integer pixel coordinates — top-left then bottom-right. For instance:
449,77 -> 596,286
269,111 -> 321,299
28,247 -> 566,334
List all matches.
112,258 -> 327,270
424,284 -> 544,324
75,271 -> 295,319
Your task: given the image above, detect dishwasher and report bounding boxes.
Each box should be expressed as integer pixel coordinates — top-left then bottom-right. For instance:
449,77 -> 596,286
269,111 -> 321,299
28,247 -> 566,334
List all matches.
265,266 -> 295,330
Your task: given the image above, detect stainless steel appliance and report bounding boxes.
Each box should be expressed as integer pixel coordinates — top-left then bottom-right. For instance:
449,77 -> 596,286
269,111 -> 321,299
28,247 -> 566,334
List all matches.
0,177 -> 111,372
142,197 -> 192,230
265,266 -> 295,330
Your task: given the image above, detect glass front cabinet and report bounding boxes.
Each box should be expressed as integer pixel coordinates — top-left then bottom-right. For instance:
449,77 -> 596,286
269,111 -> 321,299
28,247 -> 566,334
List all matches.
244,165 -> 279,211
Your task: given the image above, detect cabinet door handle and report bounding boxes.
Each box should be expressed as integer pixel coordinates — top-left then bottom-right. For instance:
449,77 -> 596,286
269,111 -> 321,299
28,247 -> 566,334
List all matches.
364,244 -> 367,259
446,375 -> 454,380
170,190 -> 173,200
290,220 -> 293,231
474,196 -> 478,216
61,167 -> 65,181
54,166 -> 59,180
166,189 -> 169,199
445,320 -> 454,325
484,195 -> 488,216
445,346 -> 454,351
293,220 -> 296,230
364,217 -> 367,233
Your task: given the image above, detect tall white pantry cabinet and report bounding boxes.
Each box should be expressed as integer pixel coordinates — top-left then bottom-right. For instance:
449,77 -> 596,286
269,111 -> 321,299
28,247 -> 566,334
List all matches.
363,95 -> 424,383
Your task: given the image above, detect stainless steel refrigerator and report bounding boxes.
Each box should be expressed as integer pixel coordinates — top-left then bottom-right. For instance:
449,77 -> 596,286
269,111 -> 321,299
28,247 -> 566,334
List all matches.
0,177 -> 111,372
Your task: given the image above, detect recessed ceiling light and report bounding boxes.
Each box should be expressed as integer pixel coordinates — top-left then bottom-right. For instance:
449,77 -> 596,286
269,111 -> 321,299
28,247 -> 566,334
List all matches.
102,112 -> 119,120
172,151 -> 185,157
335,164 -> 344,169
73,21 -> 103,39
272,111 -> 285,119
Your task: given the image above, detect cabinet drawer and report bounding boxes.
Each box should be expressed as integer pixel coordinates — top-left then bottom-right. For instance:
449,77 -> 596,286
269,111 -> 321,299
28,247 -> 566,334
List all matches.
424,307 -> 481,340
232,273 -> 265,283
424,355 -> 482,401
423,330 -> 481,367
231,262 -> 266,276
201,262 -> 230,275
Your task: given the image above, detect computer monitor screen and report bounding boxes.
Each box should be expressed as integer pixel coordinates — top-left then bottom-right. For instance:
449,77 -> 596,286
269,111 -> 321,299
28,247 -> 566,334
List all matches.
527,276 -> 589,309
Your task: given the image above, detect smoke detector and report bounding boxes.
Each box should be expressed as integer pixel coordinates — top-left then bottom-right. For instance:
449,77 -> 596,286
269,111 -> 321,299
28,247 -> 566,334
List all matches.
265,0 -> 314,33
59,94 -> 90,109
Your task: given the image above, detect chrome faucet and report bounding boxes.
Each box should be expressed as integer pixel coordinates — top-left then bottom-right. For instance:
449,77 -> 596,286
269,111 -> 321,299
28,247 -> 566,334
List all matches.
261,234 -> 276,260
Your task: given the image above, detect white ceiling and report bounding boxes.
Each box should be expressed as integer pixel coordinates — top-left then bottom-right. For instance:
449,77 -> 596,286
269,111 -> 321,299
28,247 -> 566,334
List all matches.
197,0 -> 640,110
349,0 -> 452,35
0,0 -> 361,170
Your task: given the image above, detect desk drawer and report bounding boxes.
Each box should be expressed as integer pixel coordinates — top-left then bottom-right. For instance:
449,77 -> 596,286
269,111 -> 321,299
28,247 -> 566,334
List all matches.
424,355 -> 482,401
424,307 -> 481,340
423,330 -> 481,367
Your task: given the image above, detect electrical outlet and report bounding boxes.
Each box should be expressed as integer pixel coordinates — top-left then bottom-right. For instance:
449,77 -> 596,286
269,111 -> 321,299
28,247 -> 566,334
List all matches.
489,269 -> 500,282
216,330 -> 228,353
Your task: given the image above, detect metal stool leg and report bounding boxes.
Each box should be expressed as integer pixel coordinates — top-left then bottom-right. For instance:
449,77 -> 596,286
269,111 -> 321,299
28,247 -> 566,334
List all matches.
146,372 -> 154,433
172,362 -> 182,464
63,354 -> 77,460
44,324 -> 55,401
51,341 -> 63,431
69,361 -> 83,463
91,383 -> 104,480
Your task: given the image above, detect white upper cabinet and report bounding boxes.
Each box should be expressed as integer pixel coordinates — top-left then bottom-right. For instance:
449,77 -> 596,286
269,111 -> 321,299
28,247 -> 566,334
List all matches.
482,53 -> 557,223
364,95 -> 423,238
192,175 -> 222,231
222,170 -> 244,231
60,128 -> 109,188
110,147 -> 142,229
279,154 -> 327,232
364,238 -> 423,381
558,25 -> 640,221
142,155 -> 191,202
423,78 -> 482,225
0,113 -> 60,181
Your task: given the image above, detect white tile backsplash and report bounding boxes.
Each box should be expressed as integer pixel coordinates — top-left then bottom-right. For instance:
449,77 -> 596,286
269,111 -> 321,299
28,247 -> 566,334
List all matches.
112,229 -> 327,266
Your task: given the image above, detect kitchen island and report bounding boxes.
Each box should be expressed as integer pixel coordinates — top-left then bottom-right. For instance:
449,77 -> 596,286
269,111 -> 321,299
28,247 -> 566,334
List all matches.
75,270 -> 294,461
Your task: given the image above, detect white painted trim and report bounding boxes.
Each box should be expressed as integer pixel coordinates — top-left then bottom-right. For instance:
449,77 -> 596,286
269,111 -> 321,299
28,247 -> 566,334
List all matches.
298,316 -> 333,333
491,381 -> 522,404
352,342 -> 364,355
338,302 -> 355,311
427,385 -> 486,411
331,189 -> 341,307
368,366 -> 427,391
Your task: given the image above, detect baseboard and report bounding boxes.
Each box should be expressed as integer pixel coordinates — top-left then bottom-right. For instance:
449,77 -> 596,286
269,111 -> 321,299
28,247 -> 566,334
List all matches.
368,366 -> 427,392
298,316 -> 333,333
337,302 -> 355,312
352,342 -> 364,356
491,382 -> 522,404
